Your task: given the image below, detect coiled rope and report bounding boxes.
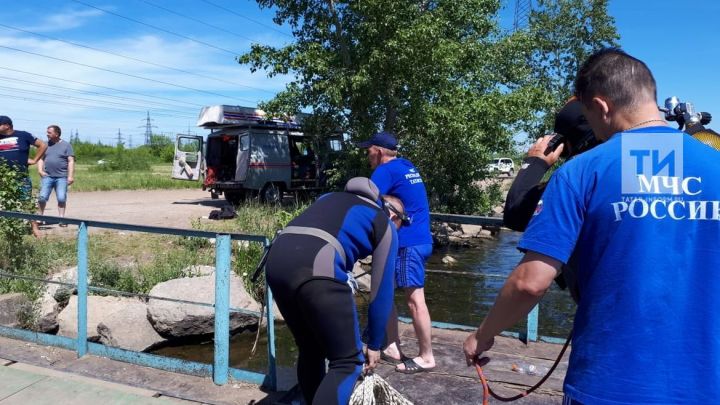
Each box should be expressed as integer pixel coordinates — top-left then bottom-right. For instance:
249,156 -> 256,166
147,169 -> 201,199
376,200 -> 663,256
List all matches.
350,372 -> 414,405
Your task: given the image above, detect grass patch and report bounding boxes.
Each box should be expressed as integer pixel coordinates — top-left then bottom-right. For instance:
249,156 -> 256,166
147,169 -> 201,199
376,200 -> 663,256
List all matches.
28,164 -> 199,192
0,202 -> 306,328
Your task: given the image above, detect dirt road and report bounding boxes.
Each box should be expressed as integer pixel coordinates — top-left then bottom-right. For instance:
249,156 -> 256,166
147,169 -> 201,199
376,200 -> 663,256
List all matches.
38,189 -> 227,234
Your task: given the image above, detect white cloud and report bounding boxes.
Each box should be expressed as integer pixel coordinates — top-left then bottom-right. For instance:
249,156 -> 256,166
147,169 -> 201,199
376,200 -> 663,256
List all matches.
0,30 -> 291,143
25,9 -> 106,33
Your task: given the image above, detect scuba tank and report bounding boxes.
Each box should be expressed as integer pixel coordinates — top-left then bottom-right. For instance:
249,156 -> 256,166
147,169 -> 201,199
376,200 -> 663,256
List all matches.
661,96 -> 720,151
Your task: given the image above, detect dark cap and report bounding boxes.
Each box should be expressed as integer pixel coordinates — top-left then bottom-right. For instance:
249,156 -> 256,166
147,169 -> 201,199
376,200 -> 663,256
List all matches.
553,99 -> 597,157
355,131 -> 398,151
0,116 -> 12,126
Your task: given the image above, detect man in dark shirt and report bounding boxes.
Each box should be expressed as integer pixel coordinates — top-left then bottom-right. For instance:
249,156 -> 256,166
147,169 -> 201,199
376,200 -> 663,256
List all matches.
0,115 -> 47,236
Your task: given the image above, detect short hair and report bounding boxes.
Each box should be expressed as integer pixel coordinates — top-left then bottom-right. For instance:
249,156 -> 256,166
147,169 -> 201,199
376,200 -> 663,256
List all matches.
48,125 -> 62,136
574,48 -> 657,111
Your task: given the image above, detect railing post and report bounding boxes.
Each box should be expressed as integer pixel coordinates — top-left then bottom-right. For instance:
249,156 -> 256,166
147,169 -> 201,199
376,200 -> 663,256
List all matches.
213,234 -> 231,385
265,237 -> 277,390
76,222 -> 89,357
526,304 -> 539,343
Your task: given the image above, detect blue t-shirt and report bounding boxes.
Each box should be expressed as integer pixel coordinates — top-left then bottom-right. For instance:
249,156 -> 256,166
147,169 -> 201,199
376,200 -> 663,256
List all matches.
519,126 -> 720,404
0,130 -> 37,172
371,158 -> 432,247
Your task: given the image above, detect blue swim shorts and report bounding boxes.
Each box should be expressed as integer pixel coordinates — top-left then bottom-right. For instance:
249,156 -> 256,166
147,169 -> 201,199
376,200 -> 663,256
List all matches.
395,244 -> 433,289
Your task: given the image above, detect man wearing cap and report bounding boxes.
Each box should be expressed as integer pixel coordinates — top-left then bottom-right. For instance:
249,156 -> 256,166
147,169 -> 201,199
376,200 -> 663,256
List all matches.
0,115 -> 47,237
357,131 -> 435,374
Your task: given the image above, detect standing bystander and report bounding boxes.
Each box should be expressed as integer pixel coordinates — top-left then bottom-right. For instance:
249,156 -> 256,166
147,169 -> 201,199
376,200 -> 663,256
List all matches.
37,125 -> 75,224
357,131 -> 436,374
0,115 -> 47,236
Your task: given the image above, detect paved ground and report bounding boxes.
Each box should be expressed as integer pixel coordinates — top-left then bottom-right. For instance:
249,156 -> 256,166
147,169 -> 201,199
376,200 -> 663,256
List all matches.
0,360 -> 184,404
36,188 -> 227,236
0,336 -> 282,405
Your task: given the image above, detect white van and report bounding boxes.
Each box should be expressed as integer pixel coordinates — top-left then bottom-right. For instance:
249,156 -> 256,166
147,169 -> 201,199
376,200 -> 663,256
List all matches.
172,105 -> 342,204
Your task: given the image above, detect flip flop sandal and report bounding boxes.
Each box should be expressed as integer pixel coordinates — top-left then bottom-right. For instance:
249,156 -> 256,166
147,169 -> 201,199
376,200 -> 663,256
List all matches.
380,352 -> 409,365
396,358 -> 434,374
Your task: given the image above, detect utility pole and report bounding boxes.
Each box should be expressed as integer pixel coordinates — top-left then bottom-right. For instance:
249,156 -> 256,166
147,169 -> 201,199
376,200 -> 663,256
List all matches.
128,133 -> 133,148
139,111 -> 157,146
513,0 -> 533,32
116,128 -> 124,147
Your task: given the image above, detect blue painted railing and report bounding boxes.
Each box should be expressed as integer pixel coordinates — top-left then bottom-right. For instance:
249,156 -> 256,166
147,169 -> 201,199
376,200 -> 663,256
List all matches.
0,211 -> 276,389
427,212 -> 560,344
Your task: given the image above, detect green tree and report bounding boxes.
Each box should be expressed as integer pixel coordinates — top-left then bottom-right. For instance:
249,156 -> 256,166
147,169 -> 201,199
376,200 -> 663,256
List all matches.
240,0 -> 618,213
526,0 -> 619,133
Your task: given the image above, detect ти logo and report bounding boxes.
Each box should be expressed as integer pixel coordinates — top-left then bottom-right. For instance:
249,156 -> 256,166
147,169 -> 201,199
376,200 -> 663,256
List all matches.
621,134 -> 684,195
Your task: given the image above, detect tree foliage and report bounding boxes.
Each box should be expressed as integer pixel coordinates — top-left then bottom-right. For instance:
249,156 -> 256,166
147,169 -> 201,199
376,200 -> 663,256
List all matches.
527,0 -> 619,132
239,0 -> 618,213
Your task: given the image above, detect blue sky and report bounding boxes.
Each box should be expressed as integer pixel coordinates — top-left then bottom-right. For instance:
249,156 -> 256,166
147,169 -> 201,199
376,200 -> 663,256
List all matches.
2,1 -> 719,145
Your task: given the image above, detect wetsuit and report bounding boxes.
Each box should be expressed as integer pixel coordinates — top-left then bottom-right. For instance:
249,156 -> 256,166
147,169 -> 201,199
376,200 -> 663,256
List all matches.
265,178 -> 398,405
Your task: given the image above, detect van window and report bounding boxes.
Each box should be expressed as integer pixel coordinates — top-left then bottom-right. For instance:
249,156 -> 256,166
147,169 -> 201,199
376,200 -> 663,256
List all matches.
178,137 -> 200,153
240,135 -> 249,151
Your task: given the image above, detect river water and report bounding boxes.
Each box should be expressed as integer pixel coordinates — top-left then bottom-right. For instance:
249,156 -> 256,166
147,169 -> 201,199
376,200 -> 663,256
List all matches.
153,230 -> 576,371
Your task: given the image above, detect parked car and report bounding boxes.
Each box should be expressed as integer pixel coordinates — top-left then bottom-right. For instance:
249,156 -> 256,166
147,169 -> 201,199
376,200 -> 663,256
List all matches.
486,157 -> 515,176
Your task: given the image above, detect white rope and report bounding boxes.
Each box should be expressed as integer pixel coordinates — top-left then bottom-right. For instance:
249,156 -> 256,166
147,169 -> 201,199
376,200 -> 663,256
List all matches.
350,373 -> 414,405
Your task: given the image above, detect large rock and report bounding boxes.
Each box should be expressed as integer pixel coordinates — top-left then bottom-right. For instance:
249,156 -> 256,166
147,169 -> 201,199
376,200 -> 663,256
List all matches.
58,296 -> 138,341
0,293 -> 30,327
461,224 -> 482,236
147,275 -> 262,338
36,293 -> 59,333
97,298 -> 166,351
35,267 -> 82,333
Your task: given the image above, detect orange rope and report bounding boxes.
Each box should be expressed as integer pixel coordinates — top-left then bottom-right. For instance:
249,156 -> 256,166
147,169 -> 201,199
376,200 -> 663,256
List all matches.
475,331 -> 573,403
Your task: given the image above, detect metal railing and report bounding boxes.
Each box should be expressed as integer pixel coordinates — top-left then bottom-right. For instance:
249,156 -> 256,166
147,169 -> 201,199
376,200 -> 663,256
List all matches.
427,212 -> 565,345
0,211 -> 276,389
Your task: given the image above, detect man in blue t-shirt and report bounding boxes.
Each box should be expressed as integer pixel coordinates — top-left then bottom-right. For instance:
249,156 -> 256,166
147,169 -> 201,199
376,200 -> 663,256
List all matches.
357,131 -> 435,374
0,115 -> 47,237
463,48 -> 720,404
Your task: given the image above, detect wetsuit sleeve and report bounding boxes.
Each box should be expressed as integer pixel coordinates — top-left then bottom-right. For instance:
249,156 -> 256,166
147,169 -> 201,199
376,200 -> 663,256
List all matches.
503,157 -> 550,231
366,222 -> 398,350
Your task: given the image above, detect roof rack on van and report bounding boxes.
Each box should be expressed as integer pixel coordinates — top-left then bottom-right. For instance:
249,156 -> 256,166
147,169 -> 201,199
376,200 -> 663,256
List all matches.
197,105 -> 307,130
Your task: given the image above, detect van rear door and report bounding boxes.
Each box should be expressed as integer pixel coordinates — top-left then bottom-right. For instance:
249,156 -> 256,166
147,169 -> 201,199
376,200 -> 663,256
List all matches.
172,135 -> 203,181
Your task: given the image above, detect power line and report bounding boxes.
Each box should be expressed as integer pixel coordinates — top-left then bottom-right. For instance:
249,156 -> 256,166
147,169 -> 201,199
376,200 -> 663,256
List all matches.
198,0 -> 293,38
70,0 -> 241,56
0,23 -> 276,95
0,45 -> 258,103
137,0 -> 261,43
0,83 -> 196,118
0,92 -> 196,118
0,75 -> 198,112
0,66 -> 206,109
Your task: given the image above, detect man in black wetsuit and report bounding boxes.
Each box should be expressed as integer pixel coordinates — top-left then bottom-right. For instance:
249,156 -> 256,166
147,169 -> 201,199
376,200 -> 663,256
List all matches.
265,177 -> 403,405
